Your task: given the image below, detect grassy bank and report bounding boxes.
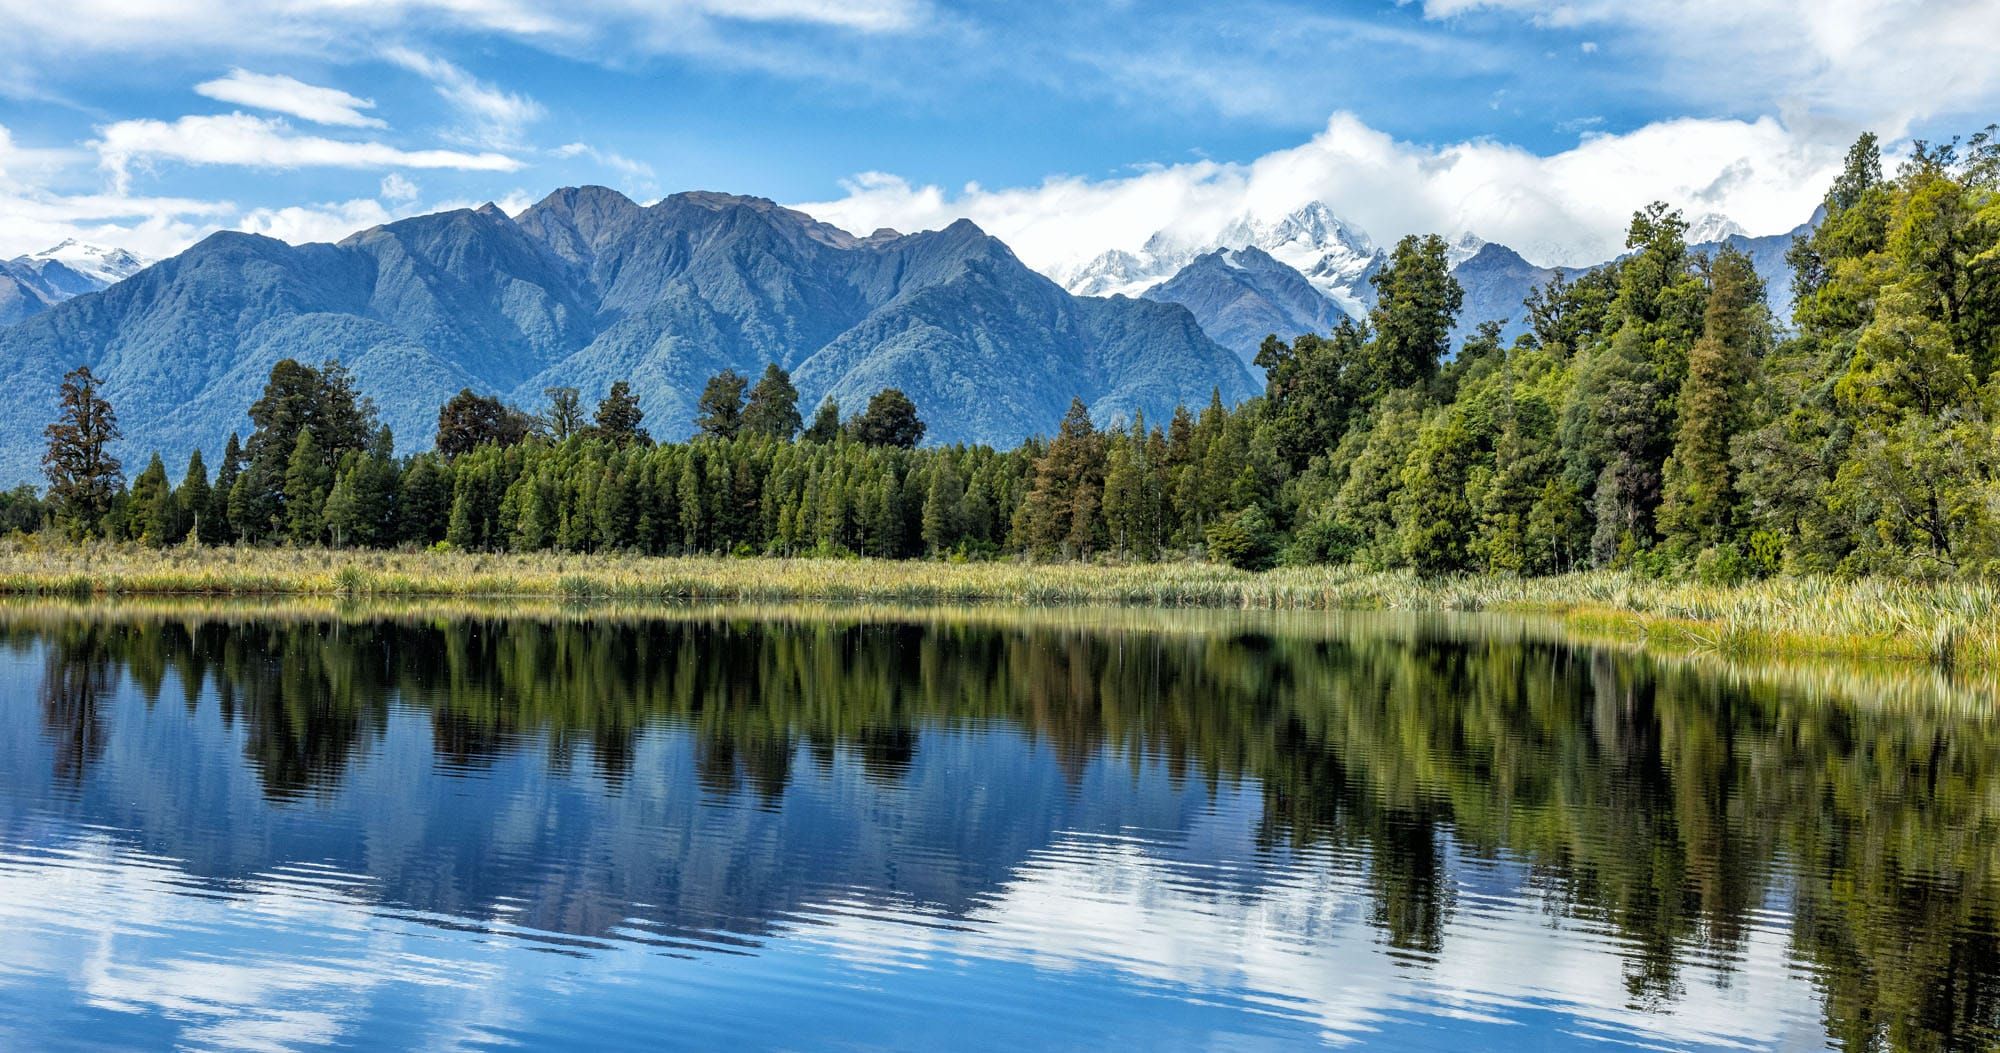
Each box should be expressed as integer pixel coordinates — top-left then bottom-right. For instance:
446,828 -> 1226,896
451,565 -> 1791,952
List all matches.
1,540 -> 1997,670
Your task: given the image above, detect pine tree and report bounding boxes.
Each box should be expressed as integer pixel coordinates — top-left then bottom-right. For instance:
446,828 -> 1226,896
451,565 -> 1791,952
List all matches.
1365,234 -> 1463,397
1660,247 -> 1768,554
803,399 -> 842,443
742,364 -> 803,440
1014,399 -> 1107,558
176,449 -> 211,544
695,370 -> 748,439
43,365 -> 124,540
594,381 -> 650,447
207,434 -> 241,544
127,452 -> 172,546
283,429 -> 331,544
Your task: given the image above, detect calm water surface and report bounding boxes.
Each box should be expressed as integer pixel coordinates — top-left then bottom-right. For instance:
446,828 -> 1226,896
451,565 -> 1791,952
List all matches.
1,604 -> 1996,1051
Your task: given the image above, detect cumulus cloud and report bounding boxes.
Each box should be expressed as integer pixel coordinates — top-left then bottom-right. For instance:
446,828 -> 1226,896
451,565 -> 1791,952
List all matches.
93,112 -> 524,191
379,172 -> 420,203
795,112 -> 1846,272
383,48 -> 545,149
194,69 -> 385,128
1417,0 -> 2000,133
235,197 -> 399,244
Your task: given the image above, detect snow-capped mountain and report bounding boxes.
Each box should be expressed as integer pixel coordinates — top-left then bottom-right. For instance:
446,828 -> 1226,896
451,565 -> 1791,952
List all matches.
1684,213 -> 1748,246
1444,231 -> 1488,269
1,241 -> 153,327
25,240 -> 151,286
1064,201 -> 1383,316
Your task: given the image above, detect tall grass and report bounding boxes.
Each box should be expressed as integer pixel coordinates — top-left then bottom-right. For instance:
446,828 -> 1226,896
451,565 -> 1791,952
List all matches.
0,538 -> 1996,670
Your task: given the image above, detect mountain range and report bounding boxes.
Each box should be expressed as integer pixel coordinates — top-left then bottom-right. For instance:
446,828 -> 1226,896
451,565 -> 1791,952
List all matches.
0,241 -> 149,326
0,189 -> 1815,484
0,188 -> 1256,482
1075,203 -> 1810,363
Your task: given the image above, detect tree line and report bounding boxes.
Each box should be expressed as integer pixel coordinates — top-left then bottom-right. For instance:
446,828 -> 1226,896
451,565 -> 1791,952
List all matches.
21,129 -> 2000,578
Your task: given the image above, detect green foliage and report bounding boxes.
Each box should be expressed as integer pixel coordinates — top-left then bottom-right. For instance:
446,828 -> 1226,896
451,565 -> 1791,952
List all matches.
742,364 -> 804,441
695,370 -> 747,440
1364,234 -> 1463,396
848,388 -> 926,448
42,365 -> 124,540
436,389 -> 531,458
32,127 -> 2000,586
593,381 -> 650,447
1204,505 -> 1277,571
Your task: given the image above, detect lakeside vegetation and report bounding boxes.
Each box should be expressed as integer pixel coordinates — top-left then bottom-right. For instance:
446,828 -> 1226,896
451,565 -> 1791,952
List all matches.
5,130 -> 2000,656
2,542 -> 1997,670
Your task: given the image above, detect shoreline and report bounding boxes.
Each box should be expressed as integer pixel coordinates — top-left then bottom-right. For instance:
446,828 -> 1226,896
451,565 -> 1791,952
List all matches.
1,542 -> 1997,671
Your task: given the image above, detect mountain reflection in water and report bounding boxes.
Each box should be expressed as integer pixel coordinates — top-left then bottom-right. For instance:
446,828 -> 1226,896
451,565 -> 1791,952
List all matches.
1,605 -> 1995,1051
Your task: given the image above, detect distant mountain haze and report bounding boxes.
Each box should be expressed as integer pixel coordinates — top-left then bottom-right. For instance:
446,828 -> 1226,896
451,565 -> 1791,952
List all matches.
0,187 -> 1255,482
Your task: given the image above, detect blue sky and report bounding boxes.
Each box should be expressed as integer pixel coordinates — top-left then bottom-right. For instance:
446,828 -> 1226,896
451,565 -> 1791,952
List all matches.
0,0 -> 1994,269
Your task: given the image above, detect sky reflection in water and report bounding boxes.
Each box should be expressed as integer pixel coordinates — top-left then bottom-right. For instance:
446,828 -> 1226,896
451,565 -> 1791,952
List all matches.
0,607 -> 1992,1051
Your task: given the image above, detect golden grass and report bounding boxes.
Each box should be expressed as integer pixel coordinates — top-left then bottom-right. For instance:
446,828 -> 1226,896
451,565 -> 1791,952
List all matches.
1,538 -> 1997,670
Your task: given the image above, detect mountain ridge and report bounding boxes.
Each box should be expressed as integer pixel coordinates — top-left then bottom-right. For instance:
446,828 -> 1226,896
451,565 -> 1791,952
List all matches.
0,186 -> 1256,483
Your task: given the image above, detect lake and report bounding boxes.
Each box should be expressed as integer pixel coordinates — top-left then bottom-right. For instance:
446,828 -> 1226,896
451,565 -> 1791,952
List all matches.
1,601 -> 1995,1050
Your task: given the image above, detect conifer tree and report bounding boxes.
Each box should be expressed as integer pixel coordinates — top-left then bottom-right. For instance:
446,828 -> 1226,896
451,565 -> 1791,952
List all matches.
695,370 -> 748,439
176,449 -> 211,544
594,381 -> 650,447
43,365 -> 124,540
742,364 -> 804,440
1660,247 -> 1768,553
284,429 -> 330,544
850,389 -> 925,448
803,399 -> 842,443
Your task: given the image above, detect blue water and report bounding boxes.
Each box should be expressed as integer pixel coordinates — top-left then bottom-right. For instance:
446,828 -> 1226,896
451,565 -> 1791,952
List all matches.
0,608 -> 1989,1050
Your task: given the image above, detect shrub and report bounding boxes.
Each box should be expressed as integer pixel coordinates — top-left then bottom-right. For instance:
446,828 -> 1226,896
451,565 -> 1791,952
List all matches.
1206,506 -> 1278,571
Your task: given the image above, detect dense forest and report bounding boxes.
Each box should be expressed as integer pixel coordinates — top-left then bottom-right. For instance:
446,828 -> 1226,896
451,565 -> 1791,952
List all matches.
15,131 -> 2000,580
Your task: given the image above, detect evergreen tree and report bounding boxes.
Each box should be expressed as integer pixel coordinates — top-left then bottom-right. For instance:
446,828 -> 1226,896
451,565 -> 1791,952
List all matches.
541,386 -> 585,441
849,389 -> 925,448
594,381 -> 650,447
695,370 -> 748,439
803,399 -> 842,443
742,364 -> 803,440
175,449 -> 211,544
42,365 -> 124,540
283,429 -> 331,544
398,456 -> 452,545
127,452 -> 172,546
1013,399 -> 1106,558
1660,247 -> 1768,553
207,434 -> 241,544
436,388 -> 530,457
1365,234 -> 1464,396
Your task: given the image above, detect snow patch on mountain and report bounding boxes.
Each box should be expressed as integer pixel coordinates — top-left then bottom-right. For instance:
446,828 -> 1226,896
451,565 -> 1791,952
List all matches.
22,240 -> 151,286
1063,201 -> 1380,316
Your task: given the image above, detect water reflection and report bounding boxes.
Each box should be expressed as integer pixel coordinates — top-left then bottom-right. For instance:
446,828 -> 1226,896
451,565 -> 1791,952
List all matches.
1,605 -> 1996,1050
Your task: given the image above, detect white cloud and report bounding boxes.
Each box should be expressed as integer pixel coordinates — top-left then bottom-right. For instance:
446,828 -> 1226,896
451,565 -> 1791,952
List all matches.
0,0 -> 925,57
235,197 -> 399,244
93,112 -> 524,191
384,48 -> 545,149
795,112 -> 1845,272
379,172 -> 420,203
1418,0 -> 2000,133
194,69 -> 385,128
552,142 -> 656,182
